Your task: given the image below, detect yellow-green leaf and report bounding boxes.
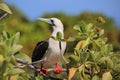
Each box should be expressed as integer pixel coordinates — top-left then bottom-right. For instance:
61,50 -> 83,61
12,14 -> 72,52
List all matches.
0,3 -> 12,14
86,23 -> 93,32
0,55 -> 5,62
10,45 -> 23,54
69,55 -> 80,62
92,75 -> 99,80
15,53 -> 31,63
114,64 -> 120,73
82,37 -> 90,49
56,32 -> 62,40
102,72 -> 112,80
11,32 -> 20,46
5,69 -> 25,76
98,57 -> 113,69
68,68 -> 77,80
99,29 -> 104,36
73,25 -> 80,31
10,57 -> 17,65
75,41 -> 84,50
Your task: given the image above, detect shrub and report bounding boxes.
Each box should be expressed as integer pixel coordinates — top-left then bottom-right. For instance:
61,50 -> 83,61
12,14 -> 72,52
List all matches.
68,21 -> 120,80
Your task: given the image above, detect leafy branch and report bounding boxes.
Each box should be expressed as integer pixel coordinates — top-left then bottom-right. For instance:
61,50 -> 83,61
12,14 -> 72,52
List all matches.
0,0 -> 12,20
0,30 -> 69,80
67,19 -> 120,80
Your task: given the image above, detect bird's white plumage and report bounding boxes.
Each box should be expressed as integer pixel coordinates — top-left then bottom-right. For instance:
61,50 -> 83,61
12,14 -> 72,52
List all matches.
33,18 -> 66,68
42,38 -> 66,66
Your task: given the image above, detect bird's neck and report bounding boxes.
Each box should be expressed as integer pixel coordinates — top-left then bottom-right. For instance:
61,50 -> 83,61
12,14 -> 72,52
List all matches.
51,28 -> 64,39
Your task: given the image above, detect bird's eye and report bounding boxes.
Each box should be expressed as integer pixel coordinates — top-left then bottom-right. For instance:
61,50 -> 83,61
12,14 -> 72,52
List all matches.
50,19 -> 54,23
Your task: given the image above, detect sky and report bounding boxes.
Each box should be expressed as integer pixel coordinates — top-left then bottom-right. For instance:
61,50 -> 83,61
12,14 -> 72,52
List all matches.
4,0 -> 120,27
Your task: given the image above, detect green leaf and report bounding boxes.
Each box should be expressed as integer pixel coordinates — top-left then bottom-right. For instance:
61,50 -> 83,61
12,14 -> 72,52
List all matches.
92,75 -> 99,80
82,37 -> 90,49
15,53 -> 31,63
102,38 -> 108,44
94,63 -> 100,73
10,45 -> 23,54
0,60 -> 8,75
0,3 -> 12,14
69,55 -> 80,67
73,25 -> 80,31
10,32 -> 20,46
98,57 -> 113,69
114,64 -> 120,73
86,23 -> 93,32
77,64 -> 85,80
72,71 -> 84,80
2,31 -> 10,40
5,68 -> 25,76
75,41 -> 84,50
10,57 -> 17,65
79,21 -> 86,33
102,72 -> 112,80
99,29 -> 104,36
69,55 -> 80,62
94,40 -> 101,48
56,32 -> 62,40
103,44 -> 113,55
107,44 -> 113,52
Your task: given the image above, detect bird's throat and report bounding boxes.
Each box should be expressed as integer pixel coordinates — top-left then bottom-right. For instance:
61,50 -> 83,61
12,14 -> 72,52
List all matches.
51,30 -> 64,39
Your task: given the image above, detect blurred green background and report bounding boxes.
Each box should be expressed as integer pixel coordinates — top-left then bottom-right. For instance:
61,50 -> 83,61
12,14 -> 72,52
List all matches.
1,5 -> 120,57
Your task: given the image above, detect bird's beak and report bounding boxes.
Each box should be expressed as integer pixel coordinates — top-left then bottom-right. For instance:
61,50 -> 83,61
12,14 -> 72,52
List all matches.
37,18 -> 52,24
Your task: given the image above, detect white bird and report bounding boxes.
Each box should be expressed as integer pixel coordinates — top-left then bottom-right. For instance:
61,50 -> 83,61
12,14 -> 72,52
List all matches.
32,18 -> 67,75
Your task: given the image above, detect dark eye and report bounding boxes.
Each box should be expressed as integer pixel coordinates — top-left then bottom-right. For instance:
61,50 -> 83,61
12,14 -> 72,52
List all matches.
50,19 -> 54,23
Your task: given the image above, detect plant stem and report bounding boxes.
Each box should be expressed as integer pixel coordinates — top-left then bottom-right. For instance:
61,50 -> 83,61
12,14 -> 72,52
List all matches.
0,13 -> 7,20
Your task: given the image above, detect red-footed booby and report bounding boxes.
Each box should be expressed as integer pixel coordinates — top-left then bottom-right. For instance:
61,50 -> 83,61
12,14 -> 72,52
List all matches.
32,18 -> 67,75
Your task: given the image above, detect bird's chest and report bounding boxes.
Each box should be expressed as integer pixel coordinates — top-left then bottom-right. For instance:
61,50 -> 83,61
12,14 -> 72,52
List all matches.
48,38 -> 61,59
49,38 -> 60,53
43,38 -> 63,66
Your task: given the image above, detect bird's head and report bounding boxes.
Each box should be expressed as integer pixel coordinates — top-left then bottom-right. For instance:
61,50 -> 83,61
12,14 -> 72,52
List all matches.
37,18 -> 64,32
37,18 -> 64,38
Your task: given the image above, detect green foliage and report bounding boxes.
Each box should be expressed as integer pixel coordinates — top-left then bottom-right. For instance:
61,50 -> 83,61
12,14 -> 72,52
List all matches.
5,68 -> 25,76
0,3 -> 12,14
0,0 -> 12,14
0,29 -> 32,80
102,71 -> 112,80
68,21 -> 120,80
15,53 -> 31,63
0,17 -> 120,80
2,8 -> 120,55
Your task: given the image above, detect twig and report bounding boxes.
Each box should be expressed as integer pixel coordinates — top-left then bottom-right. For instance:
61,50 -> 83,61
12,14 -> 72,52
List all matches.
0,13 -> 7,20
14,57 -> 69,79
15,57 -> 68,72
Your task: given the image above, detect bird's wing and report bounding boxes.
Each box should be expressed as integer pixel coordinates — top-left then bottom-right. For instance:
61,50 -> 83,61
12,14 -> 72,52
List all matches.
32,40 -> 49,62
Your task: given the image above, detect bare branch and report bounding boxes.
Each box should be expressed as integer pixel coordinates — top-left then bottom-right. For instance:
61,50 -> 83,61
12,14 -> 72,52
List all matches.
15,57 -> 68,72
0,13 -> 7,20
